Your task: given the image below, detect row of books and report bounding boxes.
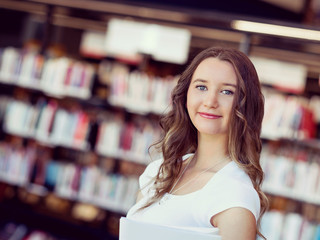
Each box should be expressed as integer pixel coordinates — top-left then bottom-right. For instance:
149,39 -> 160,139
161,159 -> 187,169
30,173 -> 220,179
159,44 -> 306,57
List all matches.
262,88 -> 318,140
98,60 -> 178,114
0,142 -> 138,214
95,115 -> 161,164
0,47 -> 95,99
261,144 -> 320,205
54,162 -> 138,213
1,97 -> 160,164
258,210 -> 320,240
3,98 -> 91,150
0,47 -> 178,115
0,142 -> 36,186
4,90 -> 319,161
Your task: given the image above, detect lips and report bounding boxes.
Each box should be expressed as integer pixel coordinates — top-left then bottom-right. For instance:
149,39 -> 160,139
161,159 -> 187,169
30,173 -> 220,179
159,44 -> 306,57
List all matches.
198,112 -> 222,119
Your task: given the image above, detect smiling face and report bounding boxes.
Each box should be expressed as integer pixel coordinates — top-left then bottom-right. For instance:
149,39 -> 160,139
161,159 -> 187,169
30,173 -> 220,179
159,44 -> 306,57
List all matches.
186,57 -> 237,137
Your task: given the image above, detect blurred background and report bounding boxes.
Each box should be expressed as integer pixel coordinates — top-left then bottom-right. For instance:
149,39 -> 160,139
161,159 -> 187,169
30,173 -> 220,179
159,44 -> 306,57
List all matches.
0,0 -> 320,239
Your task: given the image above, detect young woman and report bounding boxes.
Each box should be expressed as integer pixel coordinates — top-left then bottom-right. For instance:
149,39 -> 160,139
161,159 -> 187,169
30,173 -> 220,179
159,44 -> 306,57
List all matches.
126,47 -> 268,239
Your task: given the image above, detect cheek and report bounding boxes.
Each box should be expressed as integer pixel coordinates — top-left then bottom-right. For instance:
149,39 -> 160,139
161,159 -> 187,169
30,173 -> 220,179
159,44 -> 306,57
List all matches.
225,102 -> 235,122
225,97 -> 235,111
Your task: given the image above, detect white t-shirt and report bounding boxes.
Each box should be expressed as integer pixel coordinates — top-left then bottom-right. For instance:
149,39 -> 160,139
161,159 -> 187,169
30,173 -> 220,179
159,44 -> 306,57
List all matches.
127,153 -> 260,235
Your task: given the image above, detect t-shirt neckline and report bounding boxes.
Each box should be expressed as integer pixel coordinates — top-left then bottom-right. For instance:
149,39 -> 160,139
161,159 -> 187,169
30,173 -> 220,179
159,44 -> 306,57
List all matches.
167,153 -> 234,198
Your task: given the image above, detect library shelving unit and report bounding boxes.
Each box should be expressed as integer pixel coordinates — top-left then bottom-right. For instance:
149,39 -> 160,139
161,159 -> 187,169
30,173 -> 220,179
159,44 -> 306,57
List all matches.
0,0 -> 320,239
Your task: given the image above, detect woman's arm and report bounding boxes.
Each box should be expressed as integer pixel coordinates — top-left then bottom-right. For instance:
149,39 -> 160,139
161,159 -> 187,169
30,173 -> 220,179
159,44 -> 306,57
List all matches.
211,207 -> 257,240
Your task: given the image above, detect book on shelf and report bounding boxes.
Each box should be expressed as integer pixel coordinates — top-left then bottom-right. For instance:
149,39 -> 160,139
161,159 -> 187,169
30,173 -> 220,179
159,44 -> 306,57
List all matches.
0,143 -> 36,186
0,96 -> 10,120
55,163 -> 79,199
35,100 -> 58,143
42,58 -> 70,97
299,220 -> 317,240
45,161 -> 61,191
4,100 -> 31,137
96,120 -> 122,158
18,52 -> 44,89
310,95 -> 320,125
282,213 -> 304,240
258,211 -> 284,240
73,111 -> 90,147
0,47 -> 20,82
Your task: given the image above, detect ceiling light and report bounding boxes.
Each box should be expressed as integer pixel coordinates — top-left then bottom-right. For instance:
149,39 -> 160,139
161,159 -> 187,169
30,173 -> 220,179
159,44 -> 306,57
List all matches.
231,20 -> 320,41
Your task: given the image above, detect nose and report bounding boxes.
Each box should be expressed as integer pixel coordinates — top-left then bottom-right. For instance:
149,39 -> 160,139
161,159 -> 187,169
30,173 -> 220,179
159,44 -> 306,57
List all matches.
204,91 -> 219,108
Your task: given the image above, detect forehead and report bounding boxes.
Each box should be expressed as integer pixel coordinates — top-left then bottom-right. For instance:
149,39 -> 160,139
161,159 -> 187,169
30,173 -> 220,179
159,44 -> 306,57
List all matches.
192,57 -> 237,84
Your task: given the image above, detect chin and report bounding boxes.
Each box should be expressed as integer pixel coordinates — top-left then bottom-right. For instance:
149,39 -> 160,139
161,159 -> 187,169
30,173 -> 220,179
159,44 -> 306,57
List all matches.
198,129 -> 227,137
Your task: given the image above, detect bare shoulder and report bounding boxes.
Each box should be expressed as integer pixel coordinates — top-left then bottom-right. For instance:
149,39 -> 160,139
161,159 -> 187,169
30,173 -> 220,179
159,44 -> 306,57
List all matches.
211,207 -> 257,240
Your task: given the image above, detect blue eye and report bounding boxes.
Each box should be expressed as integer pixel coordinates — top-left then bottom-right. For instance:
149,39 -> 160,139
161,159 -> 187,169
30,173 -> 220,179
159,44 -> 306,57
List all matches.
221,90 -> 234,95
196,85 -> 207,91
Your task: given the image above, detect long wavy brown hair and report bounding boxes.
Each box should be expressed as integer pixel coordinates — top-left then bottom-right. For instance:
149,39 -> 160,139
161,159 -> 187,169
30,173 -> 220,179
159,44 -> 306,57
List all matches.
144,47 -> 268,238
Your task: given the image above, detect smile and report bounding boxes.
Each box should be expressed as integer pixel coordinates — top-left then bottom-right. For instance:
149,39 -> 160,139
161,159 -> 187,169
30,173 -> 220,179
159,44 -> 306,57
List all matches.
198,112 -> 222,119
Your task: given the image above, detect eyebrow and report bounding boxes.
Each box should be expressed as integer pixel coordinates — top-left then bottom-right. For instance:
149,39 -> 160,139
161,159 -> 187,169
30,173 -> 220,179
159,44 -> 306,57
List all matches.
192,79 -> 237,88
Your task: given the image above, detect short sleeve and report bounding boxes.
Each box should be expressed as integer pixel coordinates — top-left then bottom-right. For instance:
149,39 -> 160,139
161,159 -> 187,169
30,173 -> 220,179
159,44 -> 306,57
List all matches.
139,159 -> 163,196
205,179 -> 261,222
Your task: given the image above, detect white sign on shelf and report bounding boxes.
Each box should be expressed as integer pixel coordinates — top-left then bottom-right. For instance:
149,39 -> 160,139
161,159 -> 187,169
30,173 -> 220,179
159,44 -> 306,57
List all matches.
105,18 -> 191,64
250,56 -> 307,93
80,30 -> 107,58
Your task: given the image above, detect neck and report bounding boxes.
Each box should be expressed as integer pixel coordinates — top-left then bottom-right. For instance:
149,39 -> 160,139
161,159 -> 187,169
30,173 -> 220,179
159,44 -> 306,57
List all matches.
194,133 -> 230,168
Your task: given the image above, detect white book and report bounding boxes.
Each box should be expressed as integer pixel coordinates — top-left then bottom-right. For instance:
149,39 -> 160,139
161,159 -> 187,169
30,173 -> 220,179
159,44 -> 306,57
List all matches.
68,61 -> 82,88
19,53 -> 35,87
121,178 -> 139,212
0,47 -> 20,81
305,162 -> 320,201
83,64 -> 95,89
40,59 -> 55,91
35,102 -> 55,142
51,58 -> 70,96
282,213 -> 303,240
78,166 -> 99,201
119,217 -> 221,240
50,109 -> 68,145
258,211 -> 284,240
4,101 -> 28,135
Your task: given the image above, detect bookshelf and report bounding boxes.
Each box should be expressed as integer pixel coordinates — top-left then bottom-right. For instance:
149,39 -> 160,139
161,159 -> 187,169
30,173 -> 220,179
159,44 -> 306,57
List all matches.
0,0 -> 320,239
